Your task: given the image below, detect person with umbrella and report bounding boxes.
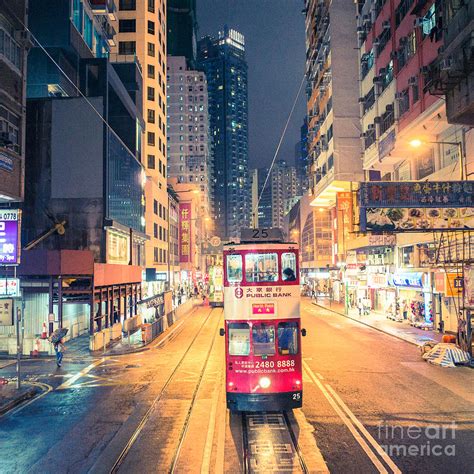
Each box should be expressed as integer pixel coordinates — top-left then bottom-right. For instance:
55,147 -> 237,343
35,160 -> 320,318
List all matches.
49,327 -> 68,367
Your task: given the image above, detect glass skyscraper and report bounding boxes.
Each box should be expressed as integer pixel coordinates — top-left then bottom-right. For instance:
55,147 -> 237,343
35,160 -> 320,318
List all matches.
197,26 -> 249,240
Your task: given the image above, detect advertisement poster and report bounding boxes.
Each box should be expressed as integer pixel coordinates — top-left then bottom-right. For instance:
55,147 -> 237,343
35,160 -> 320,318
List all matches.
464,267 -> 474,307
362,207 -> 474,232
0,209 -> 19,264
0,278 -> 20,297
107,230 -> 130,265
179,202 -> 192,264
0,299 -> 14,326
336,192 -> 353,256
359,181 -> 474,208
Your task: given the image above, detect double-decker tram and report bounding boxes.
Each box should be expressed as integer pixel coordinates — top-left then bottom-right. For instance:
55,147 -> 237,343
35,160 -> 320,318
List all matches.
222,228 -> 305,412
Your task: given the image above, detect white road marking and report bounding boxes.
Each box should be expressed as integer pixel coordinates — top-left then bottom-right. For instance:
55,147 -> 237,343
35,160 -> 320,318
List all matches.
325,383 -> 402,474
56,358 -> 106,390
316,372 -> 324,380
303,360 -> 398,474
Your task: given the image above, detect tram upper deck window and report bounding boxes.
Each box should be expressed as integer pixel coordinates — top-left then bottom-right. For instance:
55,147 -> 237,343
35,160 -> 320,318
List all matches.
252,323 -> 275,356
278,322 -> 298,355
281,252 -> 297,282
245,253 -> 278,283
226,254 -> 242,283
228,322 -> 250,356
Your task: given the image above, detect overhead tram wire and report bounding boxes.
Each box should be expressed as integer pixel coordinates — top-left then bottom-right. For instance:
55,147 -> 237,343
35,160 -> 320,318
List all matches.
252,75 -> 306,226
12,14 -> 141,166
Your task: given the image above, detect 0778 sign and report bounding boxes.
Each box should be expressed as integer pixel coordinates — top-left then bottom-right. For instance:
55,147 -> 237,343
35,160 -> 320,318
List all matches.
0,210 -> 19,265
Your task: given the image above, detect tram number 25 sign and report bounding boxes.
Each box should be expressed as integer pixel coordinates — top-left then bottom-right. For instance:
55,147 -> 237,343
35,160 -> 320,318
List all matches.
0,210 -> 19,265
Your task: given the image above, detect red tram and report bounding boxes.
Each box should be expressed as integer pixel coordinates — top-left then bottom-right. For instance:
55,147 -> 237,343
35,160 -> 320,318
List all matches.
221,228 -> 305,412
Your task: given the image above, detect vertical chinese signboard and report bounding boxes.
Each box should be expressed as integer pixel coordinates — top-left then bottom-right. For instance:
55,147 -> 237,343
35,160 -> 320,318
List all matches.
179,202 -> 192,264
336,192 -> 353,257
0,209 -> 19,264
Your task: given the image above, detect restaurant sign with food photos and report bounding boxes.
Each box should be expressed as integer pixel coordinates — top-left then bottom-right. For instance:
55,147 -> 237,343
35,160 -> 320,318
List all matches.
359,181 -> 474,232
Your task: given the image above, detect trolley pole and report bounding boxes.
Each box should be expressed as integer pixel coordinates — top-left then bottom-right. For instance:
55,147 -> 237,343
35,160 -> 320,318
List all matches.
16,306 -> 21,389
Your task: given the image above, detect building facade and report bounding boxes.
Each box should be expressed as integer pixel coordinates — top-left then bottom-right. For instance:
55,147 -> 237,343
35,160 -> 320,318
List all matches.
112,0 -> 169,279
166,55 -> 211,226
251,167 -> 272,229
0,0 -> 29,204
271,159 -> 300,229
295,117 -> 309,196
305,0 -> 363,266
167,0 -> 196,66
197,26 -> 249,239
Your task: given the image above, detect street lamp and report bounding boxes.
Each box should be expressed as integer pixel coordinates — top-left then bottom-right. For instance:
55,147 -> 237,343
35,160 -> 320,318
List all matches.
409,139 -> 466,180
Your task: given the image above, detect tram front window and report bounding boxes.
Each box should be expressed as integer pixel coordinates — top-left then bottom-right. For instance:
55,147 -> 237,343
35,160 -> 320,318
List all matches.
226,254 -> 242,283
228,322 -> 250,356
252,324 -> 275,356
278,322 -> 298,355
245,253 -> 278,283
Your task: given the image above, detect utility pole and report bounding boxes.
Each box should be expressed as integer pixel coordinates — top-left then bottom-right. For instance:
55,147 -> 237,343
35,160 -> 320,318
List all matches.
16,306 -> 22,389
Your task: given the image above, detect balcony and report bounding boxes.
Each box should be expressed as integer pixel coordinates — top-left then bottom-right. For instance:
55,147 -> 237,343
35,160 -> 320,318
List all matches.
89,0 -> 117,20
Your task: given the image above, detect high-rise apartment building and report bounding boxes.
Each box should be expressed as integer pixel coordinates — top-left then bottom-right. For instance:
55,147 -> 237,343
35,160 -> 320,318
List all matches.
251,167 -> 272,229
304,0 -> 363,264
295,117 -> 309,195
271,160 -> 299,229
166,56 -> 211,224
167,0 -> 196,65
0,0 -> 29,205
112,0 -> 169,280
197,26 -> 249,239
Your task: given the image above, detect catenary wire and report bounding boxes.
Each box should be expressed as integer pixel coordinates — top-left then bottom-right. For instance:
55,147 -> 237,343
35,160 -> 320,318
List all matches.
253,75 -> 305,224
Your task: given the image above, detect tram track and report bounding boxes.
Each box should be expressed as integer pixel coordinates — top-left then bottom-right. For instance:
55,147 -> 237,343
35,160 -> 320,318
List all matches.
109,306 -> 220,474
242,411 -> 308,473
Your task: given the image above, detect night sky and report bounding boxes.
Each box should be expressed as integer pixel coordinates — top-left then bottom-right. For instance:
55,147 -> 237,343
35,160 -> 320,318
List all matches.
197,0 -> 306,169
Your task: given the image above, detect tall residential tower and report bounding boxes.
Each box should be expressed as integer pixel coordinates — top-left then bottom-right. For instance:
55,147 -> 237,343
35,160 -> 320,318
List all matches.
197,26 -> 249,239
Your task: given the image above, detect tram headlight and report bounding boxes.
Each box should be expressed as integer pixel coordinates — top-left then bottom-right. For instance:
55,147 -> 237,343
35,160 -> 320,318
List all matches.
259,377 -> 271,389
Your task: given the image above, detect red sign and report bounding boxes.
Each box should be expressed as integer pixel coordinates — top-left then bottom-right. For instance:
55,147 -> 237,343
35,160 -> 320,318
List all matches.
179,202 -> 192,263
235,287 -> 243,299
252,303 -> 275,315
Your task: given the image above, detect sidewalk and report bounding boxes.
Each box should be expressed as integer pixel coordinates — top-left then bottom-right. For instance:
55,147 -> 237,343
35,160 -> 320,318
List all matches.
311,297 -> 443,347
0,383 -> 37,416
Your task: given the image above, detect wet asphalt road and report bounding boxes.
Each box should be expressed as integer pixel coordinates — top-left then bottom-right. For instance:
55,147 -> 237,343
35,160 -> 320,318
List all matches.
0,300 -> 473,473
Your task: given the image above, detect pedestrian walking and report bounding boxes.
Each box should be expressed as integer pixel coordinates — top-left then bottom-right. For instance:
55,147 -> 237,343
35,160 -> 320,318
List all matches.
357,298 -> 363,317
54,339 -> 66,367
402,300 -> 408,320
113,305 -> 119,324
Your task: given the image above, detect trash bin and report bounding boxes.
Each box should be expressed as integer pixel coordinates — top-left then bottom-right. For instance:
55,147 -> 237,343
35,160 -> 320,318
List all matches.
141,323 -> 152,343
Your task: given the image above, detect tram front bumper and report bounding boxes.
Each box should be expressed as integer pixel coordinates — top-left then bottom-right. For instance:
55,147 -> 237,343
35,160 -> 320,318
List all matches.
227,391 -> 302,412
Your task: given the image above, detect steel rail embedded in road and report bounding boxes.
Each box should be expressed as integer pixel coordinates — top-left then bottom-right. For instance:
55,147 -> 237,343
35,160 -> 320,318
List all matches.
242,411 -> 309,473
168,308 -> 222,473
109,307 -> 218,474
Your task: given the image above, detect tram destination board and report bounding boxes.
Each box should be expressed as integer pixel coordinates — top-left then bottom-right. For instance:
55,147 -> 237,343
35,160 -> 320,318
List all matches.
240,228 -> 284,243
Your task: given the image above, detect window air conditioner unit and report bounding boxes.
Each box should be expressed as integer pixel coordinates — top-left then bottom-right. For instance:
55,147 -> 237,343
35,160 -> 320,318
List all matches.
373,75 -> 383,84
373,39 -> 380,47
357,26 -> 365,34
360,132 -> 367,138
420,66 -> 429,74
386,104 -> 394,112
363,14 -> 371,24
374,116 -> 382,124
368,124 -> 375,130
408,76 -> 418,85
414,18 -> 425,27
395,92 -> 404,99
390,51 -> 398,60
382,21 -> 390,30
358,97 -> 366,103
379,67 -> 387,75
399,36 -> 408,45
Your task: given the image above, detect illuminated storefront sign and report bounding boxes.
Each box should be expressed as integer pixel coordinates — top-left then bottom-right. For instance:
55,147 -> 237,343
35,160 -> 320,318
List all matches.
179,202 -> 192,264
0,278 -> 20,297
0,210 -> 19,264
0,298 -> 14,326
367,273 -> 388,288
107,230 -> 130,265
252,303 -> 275,315
389,272 -> 424,288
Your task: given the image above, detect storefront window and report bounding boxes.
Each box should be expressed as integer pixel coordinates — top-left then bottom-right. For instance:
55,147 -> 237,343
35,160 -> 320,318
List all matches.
245,253 -> 278,283
226,254 -> 242,283
419,243 -> 436,267
228,322 -> 250,356
281,252 -> 297,281
400,246 -> 415,267
278,322 -> 298,355
252,323 -> 275,356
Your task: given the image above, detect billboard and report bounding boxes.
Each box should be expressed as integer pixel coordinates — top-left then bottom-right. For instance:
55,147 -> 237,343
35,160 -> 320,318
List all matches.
179,202 -> 192,264
0,209 -> 19,264
359,181 -> 474,208
362,207 -> 474,232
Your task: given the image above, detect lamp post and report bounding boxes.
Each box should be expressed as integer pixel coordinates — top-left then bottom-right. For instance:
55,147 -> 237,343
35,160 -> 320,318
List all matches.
409,138 -> 466,180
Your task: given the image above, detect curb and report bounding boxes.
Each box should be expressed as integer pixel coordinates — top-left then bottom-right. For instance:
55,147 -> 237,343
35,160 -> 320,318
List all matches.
0,386 -> 37,417
311,301 -> 432,348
